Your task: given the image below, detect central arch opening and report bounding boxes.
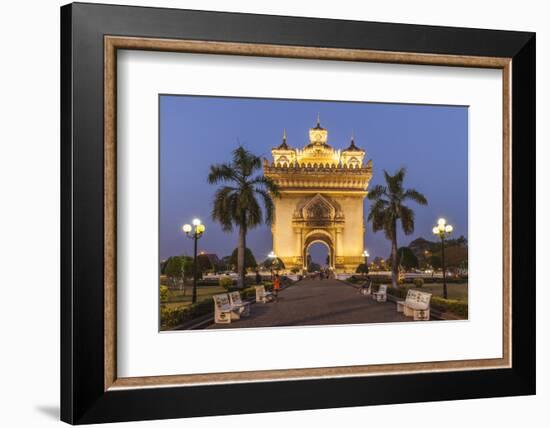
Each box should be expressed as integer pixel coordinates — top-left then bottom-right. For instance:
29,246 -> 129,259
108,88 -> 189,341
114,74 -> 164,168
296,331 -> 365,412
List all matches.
306,241 -> 331,272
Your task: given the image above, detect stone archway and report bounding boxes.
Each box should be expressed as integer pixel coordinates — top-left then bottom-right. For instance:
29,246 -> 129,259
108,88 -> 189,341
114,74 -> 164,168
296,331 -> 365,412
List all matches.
303,230 -> 335,270
264,119 -> 373,273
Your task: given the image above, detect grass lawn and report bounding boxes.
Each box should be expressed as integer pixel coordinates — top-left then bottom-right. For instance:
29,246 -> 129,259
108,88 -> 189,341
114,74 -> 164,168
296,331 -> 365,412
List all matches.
162,285 -> 226,310
413,283 -> 468,301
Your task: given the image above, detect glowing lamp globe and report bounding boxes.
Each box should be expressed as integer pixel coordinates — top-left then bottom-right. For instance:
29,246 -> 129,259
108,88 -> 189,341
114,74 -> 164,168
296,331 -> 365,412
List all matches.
192,218 -> 201,226
182,224 -> 192,233
445,225 -> 453,233
438,218 -> 446,226
196,224 -> 205,233
432,227 -> 439,235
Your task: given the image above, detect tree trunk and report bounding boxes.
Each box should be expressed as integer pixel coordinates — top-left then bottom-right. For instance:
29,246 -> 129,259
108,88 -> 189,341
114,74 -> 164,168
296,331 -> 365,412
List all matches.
390,222 -> 398,288
237,225 -> 246,289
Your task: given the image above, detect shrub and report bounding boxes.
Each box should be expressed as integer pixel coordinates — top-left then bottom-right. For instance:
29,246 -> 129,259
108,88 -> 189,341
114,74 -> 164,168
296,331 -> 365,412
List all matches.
413,278 -> 424,288
188,299 -> 215,318
240,286 -> 257,300
356,263 -> 368,274
347,275 -> 367,284
430,297 -> 468,318
219,276 -> 234,290
370,276 -> 391,284
387,286 -> 409,299
198,279 -> 221,287
160,299 -> 216,329
160,285 -> 169,302
160,306 -> 190,328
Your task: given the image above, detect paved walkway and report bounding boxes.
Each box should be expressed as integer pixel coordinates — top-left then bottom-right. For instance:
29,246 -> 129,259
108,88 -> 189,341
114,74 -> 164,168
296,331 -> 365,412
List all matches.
207,278 -> 409,329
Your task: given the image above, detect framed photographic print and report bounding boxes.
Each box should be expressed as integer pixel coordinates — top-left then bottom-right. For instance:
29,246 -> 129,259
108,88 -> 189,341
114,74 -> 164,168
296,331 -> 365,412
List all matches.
61,2 -> 535,424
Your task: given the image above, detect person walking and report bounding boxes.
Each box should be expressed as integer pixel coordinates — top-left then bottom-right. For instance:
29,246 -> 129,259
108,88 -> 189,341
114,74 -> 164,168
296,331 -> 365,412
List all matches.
273,274 -> 281,302
255,269 -> 262,285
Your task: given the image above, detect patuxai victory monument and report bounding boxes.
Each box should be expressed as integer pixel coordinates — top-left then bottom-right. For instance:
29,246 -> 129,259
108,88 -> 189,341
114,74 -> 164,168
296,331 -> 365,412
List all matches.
264,117 -> 373,273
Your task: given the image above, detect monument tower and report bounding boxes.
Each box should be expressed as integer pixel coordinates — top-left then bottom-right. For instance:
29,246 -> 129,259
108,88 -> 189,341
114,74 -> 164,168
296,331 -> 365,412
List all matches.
264,117 -> 373,273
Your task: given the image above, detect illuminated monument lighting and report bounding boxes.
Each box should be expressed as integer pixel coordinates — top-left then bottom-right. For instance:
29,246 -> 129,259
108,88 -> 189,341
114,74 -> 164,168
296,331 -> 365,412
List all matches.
264,117 -> 373,273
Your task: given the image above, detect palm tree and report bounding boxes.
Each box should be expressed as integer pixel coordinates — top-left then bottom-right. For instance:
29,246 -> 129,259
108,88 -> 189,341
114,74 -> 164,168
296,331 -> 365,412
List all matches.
367,167 -> 428,288
208,146 -> 279,288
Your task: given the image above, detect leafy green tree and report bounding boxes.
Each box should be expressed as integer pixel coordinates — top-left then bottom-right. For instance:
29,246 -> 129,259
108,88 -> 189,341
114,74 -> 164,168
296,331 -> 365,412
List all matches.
262,256 -> 285,271
164,256 -> 184,287
397,247 -> 419,270
180,256 -> 194,278
208,146 -> 279,288
371,256 -> 387,271
180,256 -> 196,295
160,259 -> 168,275
307,262 -> 321,273
356,263 -> 369,274
229,247 -> 258,271
444,245 -> 468,269
367,168 -> 428,287
428,255 -> 442,270
219,255 -> 233,272
197,254 -> 213,273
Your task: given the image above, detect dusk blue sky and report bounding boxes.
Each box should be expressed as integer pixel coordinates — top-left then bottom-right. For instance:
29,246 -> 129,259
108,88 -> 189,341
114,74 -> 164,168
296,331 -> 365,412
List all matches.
160,95 -> 468,266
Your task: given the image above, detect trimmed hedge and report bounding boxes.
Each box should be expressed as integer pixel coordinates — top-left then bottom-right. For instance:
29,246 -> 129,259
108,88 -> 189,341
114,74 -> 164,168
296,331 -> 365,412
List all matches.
386,286 -> 468,318
160,281 -> 279,329
161,298 -> 215,329
430,297 -> 468,318
354,275 -> 466,284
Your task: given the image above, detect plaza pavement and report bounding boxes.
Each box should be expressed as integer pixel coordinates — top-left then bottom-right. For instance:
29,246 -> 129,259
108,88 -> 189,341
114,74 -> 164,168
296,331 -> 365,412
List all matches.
206,277 -> 410,329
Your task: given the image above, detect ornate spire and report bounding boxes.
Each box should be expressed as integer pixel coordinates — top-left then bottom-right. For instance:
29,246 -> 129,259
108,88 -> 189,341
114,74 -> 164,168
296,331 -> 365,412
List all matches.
314,113 -> 324,130
343,132 -> 362,151
276,128 -> 290,150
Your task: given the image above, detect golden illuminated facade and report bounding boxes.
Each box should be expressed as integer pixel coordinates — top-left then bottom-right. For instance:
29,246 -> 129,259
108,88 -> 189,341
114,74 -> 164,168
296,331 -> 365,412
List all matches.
264,118 -> 373,273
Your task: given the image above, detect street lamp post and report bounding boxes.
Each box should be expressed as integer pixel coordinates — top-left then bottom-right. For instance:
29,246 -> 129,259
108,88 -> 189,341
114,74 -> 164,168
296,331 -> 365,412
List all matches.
362,249 -> 370,278
182,218 -> 206,304
432,218 -> 453,299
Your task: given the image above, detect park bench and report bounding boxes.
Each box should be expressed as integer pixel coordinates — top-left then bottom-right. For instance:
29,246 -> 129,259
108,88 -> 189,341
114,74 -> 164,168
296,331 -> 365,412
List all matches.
396,289 -> 432,321
360,281 -> 372,296
228,291 -> 250,317
212,293 -> 242,324
372,284 -> 387,302
255,285 -> 274,304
